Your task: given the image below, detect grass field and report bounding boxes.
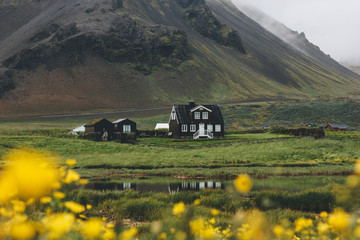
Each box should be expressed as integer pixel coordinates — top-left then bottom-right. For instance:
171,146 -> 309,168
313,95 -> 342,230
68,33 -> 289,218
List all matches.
1,100 -> 360,239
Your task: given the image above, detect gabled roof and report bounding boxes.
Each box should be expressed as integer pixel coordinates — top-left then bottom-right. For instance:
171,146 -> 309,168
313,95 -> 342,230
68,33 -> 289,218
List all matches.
173,104 -> 224,124
113,118 -> 127,124
72,125 -> 85,132
327,123 -> 348,129
190,105 -> 212,112
84,118 -> 111,127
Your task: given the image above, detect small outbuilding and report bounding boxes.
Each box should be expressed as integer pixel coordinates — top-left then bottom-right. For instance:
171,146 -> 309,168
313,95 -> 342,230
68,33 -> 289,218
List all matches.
325,123 -> 348,131
113,118 -> 137,133
155,123 -> 169,130
84,118 -> 114,134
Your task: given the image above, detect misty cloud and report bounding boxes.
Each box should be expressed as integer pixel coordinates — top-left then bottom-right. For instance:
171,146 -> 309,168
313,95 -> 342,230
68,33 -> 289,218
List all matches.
232,0 -> 360,65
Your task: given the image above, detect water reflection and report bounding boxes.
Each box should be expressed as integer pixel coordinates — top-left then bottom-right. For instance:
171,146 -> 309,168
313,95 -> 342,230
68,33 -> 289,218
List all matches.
87,181 -> 225,194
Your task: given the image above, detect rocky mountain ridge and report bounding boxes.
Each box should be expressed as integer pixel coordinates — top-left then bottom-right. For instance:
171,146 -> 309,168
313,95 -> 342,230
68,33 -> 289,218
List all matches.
0,0 -> 359,116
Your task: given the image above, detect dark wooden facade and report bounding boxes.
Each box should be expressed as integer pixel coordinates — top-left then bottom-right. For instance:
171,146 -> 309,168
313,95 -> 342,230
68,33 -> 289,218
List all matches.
113,118 -> 137,133
84,118 -> 114,134
168,102 -> 224,139
325,123 -> 348,131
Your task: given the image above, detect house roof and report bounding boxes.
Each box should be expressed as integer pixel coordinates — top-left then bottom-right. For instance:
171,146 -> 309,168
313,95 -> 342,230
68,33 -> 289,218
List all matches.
72,125 -> 85,132
84,118 -> 111,127
173,104 -> 224,124
113,118 -> 127,124
155,123 -> 169,130
327,123 -> 348,129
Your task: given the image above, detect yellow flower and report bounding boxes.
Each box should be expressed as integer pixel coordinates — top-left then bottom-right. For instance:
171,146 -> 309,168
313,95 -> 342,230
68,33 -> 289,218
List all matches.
42,213 -> 75,239
86,204 -> 92,210
211,209 -> 220,216
209,218 -> 216,225
63,170 -> 80,184
172,202 -> 185,216
80,179 -> 89,185
158,232 -> 167,240
347,175 -> 359,187
355,160 -> 360,174
317,222 -> 329,235
320,211 -> 328,219
119,227 -> 138,240
233,174 -> 252,193
354,226 -> 360,238
0,148 -> 60,201
103,227 -> 116,240
81,218 -> 103,239
328,208 -> 351,232
40,196 -> 52,204
10,221 -> 36,240
53,191 -> 65,199
64,201 -> 85,213
11,200 -> 26,213
294,218 -> 312,232
194,199 -> 201,206
66,159 -> 77,168
273,225 -> 284,238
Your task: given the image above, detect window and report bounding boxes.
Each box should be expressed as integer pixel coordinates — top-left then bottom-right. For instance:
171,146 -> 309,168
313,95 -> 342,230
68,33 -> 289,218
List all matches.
202,112 -> 208,119
215,124 -> 221,132
190,124 -> 196,132
171,112 -> 176,120
181,124 -> 188,132
123,125 -> 131,132
207,124 -> 213,132
194,112 -> 200,119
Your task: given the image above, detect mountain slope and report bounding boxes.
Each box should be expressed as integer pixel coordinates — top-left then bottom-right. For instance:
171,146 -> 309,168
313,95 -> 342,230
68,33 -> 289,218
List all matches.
0,0 -> 360,117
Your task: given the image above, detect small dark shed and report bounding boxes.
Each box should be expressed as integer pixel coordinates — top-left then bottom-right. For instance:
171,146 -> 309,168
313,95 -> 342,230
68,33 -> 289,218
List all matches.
113,118 -> 137,133
84,118 -> 115,134
325,123 -> 348,131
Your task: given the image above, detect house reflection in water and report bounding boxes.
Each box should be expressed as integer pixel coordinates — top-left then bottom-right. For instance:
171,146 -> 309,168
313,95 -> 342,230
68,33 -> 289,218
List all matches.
89,181 -> 225,194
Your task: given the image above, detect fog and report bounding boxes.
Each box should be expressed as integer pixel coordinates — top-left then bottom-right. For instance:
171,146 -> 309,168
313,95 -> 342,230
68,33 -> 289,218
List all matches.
232,0 -> 360,66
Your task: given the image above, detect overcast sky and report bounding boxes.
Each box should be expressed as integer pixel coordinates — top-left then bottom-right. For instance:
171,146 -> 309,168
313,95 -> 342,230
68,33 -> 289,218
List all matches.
232,0 -> 360,65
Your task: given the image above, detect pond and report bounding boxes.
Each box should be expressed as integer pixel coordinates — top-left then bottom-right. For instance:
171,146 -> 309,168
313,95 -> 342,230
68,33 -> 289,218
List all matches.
86,176 -> 347,193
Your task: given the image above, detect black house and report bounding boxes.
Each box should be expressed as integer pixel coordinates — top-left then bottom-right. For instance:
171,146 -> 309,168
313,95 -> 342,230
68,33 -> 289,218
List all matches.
113,118 -> 137,133
84,118 -> 114,134
168,102 -> 224,139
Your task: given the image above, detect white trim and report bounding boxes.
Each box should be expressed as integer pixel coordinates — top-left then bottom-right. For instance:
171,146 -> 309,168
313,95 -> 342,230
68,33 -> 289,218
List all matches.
202,112 -> 208,119
123,125 -> 131,132
169,106 -> 179,124
181,124 -> 188,132
190,124 -> 196,132
194,112 -> 200,119
215,124 -> 221,132
190,105 -> 212,113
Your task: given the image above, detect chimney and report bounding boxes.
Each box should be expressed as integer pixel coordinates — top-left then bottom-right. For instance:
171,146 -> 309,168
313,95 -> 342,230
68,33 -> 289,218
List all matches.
189,101 -> 195,108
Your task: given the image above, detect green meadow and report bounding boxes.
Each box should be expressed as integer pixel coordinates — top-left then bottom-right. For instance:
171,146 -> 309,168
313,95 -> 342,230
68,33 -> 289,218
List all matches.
1,100 -> 360,238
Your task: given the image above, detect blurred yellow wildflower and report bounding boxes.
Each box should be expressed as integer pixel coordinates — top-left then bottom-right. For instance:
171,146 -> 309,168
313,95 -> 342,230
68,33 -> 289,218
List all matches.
119,227 -> 138,240
172,202 -> 185,216
158,232 -> 167,240
273,225 -> 284,238
63,170 -> 80,184
194,199 -> 201,206
317,222 -> 329,235
66,159 -> 77,168
81,218 -> 103,239
234,174 -> 252,194
86,204 -> 92,210
64,201 -> 85,214
320,211 -> 328,219
42,213 -> 75,240
211,209 -> 220,216
355,160 -> 360,174
80,179 -> 89,185
0,148 -> 60,201
40,196 -> 52,204
10,221 -> 36,240
294,218 -> 312,232
328,208 -> 351,231
53,191 -> 65,199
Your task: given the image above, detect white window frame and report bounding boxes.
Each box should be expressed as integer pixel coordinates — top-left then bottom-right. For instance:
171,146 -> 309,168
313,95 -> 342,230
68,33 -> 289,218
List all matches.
202,112 -> 208,119
181,124 -> 188,132
171,112 -> 176,120
194,112 -> 200,119
190,124 -> 196,132
123,125 -> 131,133
207,124 -> 213,132
215,124 -> 221,132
